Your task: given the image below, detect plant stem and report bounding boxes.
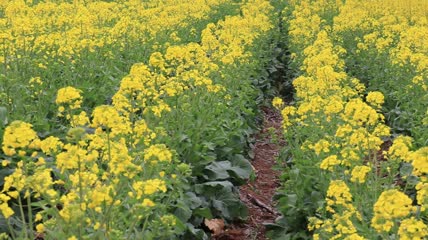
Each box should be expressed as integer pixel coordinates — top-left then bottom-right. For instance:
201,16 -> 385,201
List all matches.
78,155 -> 83,240
7,218 -> 17,240
141,215 -> 149,234
18,194 -> 28,239
27,195 -> 34,240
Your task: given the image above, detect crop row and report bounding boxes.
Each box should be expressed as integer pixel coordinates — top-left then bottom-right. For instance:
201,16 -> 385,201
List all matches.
0,0 -> 238,134
0,0 -> 276,239
272,0 -> 427,239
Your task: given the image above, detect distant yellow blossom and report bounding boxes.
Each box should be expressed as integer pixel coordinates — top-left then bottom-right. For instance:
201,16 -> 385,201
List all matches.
144,144 -> 173,164
36,223 -> 45,233
272,97 -> 284,109
142,198 -> 155,207
56,87 -> 83,110
366,91 -> 384,109
350,166 -> 371,183
320,155 -> 341,171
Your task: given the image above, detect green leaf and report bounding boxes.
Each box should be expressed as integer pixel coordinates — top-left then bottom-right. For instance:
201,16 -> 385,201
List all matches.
174,218 -> 187,234
203,141 -> 216,151
0,106 -> 7,127
0,215 -> 9,235
194,180 -> 249,219
174,201 -> 192,222
212,197 -> 248,220
203,161 -> 231,180
286,194 -> 297,206
185,192 -> 203,209
228,154 -> 253,181
184,223 -> 209,240
193,208 -> 213,219
195,181 -> 234,200
406,175 -> 419,187
400,163 -> 413,176
179,134 -> 190,142
203,155 -> 252,183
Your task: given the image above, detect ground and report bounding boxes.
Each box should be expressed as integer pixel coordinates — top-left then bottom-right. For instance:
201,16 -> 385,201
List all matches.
213,107 -> 284,240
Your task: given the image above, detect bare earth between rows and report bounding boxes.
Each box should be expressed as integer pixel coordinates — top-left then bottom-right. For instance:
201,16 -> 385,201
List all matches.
213,107 -> 284,240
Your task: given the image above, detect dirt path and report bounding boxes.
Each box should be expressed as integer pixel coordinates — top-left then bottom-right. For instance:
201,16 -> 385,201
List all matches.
213,107 -> 284,240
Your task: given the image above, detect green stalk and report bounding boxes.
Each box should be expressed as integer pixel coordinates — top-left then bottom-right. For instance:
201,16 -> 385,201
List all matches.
26,195 -> 34,240
78,155 -> 83,240
7,218 -> 17,240
141,215 -> 149,235
18,194 -> 28,239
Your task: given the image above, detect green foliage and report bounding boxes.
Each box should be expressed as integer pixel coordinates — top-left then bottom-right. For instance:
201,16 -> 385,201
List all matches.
271,0 -> 428,239
344,44 -> 428,147
0,0 -> 279,239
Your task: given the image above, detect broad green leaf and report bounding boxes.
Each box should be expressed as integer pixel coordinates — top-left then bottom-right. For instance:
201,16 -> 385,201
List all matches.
193,208 -> 213,219
228,154 -> 253,181
185,192 -> 203,209
203,161 -> 231,180
175,201 -> 192,222
184,223 -> 209,240
400,163 -> 413,176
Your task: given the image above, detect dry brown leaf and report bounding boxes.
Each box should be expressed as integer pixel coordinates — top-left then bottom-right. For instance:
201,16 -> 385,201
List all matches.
204,218 -> 225,236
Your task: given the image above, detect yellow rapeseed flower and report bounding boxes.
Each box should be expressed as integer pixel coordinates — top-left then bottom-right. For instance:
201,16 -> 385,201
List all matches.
2,121 -> 39,156
55,87 -> 83,110
0,193 -> 14,219
398,217 -> 428,240
371,189 -> 414,233
272,97 -> 284,110
36,223 -> 45,233
144,144 -> 173,164
142,198 -> 155,207
366,91 -> 384,109
320,155 -> 341,171
350,166 -> 371,183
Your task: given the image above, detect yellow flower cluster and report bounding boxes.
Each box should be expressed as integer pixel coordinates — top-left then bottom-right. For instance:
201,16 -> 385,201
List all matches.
112,43 -> 222,120
0,0 -> 274,238
371,189 -> 415,232
40,136 -> 64,156
1,84 -> 179,237
365,91 -> 384,110
309,180 -> 362,240
1,121 -> 39,156
144,144 -> 173,164
55,86 -> 83,118
279,0 -> 428,238
91,105 -> 131,135
335,0 -> 428,144
398,217 -> 428,240
272,97 -> 284,110
0,0 -> 229,66
0,193 -> 13,219
416,182 -> 428,212
350,166 -> 371,183
335,0 -> 428,92
320,155 -> 341,171
283,6 -> 390,170
325,180 -> 355,214
55,86 -> 83,108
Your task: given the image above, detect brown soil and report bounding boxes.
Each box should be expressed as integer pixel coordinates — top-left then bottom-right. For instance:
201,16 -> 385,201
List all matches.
213,107 -> 284,240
